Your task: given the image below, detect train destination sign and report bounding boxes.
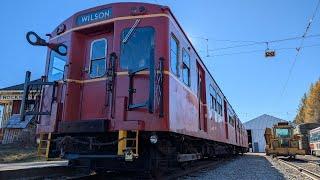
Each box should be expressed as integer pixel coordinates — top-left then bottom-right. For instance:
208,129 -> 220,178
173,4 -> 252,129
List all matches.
76,8 -> 112,26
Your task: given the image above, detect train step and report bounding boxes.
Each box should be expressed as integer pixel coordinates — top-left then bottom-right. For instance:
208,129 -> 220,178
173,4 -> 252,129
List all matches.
117,130 -> 139,161
37,133 -> 51,160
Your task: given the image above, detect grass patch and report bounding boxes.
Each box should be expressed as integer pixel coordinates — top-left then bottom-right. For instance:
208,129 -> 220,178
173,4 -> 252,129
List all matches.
0,144 -> 46,163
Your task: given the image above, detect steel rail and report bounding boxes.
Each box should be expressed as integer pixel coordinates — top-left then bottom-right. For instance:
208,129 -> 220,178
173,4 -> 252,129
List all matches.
277,158 -> 320,180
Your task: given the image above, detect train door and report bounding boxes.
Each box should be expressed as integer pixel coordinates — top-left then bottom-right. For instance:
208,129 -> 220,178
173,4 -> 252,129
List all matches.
119,26 -> 155,113
224,100 -> 229,139
80,32 -> 112,120
197,63 -> 207,132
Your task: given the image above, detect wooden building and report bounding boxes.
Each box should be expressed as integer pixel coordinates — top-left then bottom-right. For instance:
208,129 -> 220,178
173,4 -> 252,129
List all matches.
0,79 -> 41,144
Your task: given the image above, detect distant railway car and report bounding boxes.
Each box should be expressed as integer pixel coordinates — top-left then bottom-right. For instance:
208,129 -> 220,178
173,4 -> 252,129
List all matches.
21,2 -> 248,172
310,127 -> 320,156
265,122 -> 305,158
294,123 -> 320,154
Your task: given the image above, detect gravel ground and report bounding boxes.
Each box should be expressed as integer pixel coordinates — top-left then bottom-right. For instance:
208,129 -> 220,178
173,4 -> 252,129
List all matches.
180,153 -> 285,180
0,144 -> 45,163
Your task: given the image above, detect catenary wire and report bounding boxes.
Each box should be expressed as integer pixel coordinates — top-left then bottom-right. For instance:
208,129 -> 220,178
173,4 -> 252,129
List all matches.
280,0 -> 320,97
207,34 -> 320,51
200,44 -> 320,57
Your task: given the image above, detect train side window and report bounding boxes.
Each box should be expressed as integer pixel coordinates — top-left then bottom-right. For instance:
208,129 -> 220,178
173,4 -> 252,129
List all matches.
182,48 -> 190,86
48,51 -> 66,82
209,85 -> 217,111
90,39 -> 107,78
170,34 -> 179,76
216,94 -> 222,115
228,109 -> 233,125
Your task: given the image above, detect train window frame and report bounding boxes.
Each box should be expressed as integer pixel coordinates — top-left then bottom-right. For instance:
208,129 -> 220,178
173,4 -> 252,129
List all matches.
182,48 -> 191,86
89,38 -> 107,78
48,50 -> 67,82
170,34 -> 179,77
216,94 -> 222,115
209,85 -> 217,111
228,108 -> 235,127
120,26 -> 155,70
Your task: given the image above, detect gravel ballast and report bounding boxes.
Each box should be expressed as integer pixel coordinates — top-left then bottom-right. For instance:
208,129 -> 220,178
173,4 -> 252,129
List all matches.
181,153 -> 285,180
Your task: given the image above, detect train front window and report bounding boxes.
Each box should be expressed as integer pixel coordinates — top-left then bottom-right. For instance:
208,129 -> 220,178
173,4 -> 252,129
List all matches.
120,27 -> 155,70
275,128 -> 291,138
48,51 -> 66,82
90,39 -> 107,78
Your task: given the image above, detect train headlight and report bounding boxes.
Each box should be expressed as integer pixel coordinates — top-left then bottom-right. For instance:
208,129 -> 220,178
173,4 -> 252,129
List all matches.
150,135 -> 158,144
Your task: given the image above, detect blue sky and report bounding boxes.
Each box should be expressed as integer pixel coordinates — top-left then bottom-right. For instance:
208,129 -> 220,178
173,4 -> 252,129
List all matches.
1,0 -> 319,122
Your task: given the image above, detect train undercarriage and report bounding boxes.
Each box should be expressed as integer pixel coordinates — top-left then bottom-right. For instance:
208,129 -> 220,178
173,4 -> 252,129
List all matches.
48,130 -> 246,174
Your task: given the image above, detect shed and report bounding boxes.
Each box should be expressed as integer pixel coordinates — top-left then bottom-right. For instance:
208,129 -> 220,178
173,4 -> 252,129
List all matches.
244,114 -> 287,152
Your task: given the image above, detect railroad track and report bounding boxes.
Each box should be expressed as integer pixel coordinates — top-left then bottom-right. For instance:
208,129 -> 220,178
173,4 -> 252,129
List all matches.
277,158 -> 320,180
0,156 -> 237,180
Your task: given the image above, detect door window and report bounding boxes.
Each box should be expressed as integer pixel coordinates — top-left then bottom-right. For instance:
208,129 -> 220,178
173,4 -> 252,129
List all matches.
90,39 -> 107,78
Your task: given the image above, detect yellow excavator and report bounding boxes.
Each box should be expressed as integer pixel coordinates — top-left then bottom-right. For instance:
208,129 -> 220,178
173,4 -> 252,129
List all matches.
264,122 -> 305,158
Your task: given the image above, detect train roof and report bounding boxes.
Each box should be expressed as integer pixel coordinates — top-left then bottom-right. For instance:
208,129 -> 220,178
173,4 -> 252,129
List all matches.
48,2 -> 241,123
310,126 -> 320,133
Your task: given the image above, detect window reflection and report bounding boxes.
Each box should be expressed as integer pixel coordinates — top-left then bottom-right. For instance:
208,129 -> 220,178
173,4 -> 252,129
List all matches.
120,27 -> 155,70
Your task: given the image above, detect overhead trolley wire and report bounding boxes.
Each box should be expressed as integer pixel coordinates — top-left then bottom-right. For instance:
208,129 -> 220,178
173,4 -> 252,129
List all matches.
280,0 -> 320,97
205,44 -> 320,57
208,34 -> 320,51
190,36 -> 260,43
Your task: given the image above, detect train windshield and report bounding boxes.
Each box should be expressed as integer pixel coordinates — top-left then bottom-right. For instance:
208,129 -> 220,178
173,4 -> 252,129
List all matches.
310,132 -> 320,142
120,27 -> 155,70
48,51 -> 66,81
275,128 -> 291,138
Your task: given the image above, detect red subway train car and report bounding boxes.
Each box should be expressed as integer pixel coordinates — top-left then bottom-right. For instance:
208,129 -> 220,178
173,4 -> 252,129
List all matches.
22,2 -> 248,172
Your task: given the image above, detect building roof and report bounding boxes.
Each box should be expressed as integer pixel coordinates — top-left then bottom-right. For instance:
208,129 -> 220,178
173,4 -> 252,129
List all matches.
0,79 -> 42,91
244,114 -> 287,130
4,114 -> 34,129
